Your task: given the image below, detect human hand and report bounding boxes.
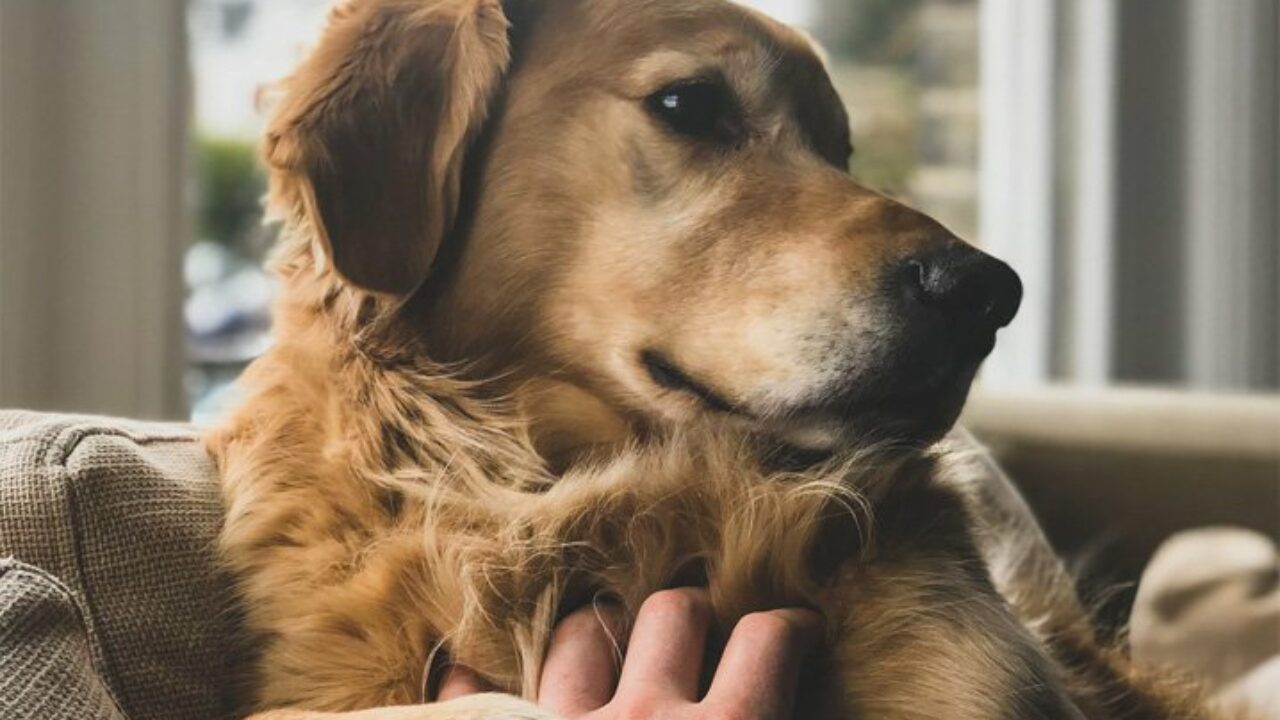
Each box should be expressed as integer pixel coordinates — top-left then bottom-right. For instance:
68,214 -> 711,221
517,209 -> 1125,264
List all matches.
437,588 -> 822,719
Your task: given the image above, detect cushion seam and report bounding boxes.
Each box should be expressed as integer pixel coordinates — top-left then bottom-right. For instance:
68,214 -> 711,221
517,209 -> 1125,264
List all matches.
0,559 -> 130,717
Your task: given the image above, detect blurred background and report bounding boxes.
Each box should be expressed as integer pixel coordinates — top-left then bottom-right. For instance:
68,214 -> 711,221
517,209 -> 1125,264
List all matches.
0,0 -> 1276,641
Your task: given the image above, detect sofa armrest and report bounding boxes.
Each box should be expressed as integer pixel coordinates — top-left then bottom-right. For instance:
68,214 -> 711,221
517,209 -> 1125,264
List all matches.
962,387 -> 1280,589
0,411 -> 240,720
0,559 -> 128,720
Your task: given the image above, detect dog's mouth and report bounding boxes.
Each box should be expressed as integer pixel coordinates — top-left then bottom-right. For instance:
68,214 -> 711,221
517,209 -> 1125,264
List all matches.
818,364 -> 978,444
641,349 -> 976,447
642,350 -> 744,416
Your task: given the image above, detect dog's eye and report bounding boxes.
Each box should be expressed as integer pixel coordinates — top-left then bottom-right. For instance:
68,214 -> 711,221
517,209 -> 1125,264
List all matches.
645,80 -> 740,142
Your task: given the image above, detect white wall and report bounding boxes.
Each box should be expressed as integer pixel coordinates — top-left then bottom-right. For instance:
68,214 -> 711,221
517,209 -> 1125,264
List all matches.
0,1 -> 189,419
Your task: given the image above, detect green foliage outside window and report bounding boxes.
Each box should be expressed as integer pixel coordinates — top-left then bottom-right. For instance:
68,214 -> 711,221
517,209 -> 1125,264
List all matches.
815,0 -> 928,198
816,0 -> 923,63
195,137 -> 266,251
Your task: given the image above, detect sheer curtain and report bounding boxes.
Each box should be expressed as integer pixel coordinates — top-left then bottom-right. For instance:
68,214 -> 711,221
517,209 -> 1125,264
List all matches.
0,1 -> 189,419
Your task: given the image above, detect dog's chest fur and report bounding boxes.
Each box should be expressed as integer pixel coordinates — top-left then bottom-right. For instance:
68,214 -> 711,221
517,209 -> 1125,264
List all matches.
214,345 -> 885,711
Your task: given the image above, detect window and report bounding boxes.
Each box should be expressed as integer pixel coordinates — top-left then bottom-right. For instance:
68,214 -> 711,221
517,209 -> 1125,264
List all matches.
750,0 -> 981,240
186,0 -> 332,422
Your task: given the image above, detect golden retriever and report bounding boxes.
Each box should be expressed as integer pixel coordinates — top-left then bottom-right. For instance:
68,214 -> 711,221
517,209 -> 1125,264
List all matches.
209,0 -> 1243,718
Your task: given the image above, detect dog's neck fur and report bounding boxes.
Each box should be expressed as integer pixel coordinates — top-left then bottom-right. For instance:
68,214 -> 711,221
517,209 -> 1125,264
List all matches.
212,225 -> 550,492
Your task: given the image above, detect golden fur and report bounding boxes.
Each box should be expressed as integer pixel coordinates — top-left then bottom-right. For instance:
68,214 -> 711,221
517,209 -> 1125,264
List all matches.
211,1 -> 1254,718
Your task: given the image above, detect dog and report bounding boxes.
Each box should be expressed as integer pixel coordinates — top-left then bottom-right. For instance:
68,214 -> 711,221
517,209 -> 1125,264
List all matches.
209,1 -> 1244,718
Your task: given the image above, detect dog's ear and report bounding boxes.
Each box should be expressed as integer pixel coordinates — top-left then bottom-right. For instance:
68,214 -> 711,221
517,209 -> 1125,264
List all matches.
264,0 -> 513,295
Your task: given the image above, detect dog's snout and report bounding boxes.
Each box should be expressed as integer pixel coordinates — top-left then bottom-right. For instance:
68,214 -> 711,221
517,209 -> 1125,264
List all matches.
903,246 -> 1023,330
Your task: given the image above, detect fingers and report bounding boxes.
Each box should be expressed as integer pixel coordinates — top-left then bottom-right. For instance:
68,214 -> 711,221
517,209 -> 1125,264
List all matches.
533,590 -> 821,720
704,608 -> 822,720
615,588 -> 713,702
539,601 -> 627,718
436,664 -> 492,702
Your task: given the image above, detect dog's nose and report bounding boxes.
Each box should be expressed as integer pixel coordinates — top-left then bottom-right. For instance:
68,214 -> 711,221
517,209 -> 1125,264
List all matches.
903,245 -> 1023,329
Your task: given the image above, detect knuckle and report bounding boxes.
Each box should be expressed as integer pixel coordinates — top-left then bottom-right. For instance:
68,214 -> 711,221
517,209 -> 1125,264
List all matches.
549,603 -> 628,654
641,587 -> 711,619
734,610 -> 798,641
553,606 -> 607,639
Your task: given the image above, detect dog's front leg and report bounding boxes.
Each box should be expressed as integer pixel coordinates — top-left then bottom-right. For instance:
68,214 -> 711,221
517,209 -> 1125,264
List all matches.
248,694 -> 560,720
809,475 -> 1088,720
935,431 -> 1096,643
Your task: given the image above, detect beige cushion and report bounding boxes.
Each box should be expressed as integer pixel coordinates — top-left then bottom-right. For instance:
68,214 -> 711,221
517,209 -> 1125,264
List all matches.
0,411 -> 238,720
1132,528 -> 1280,718
963,388 -> 1280,584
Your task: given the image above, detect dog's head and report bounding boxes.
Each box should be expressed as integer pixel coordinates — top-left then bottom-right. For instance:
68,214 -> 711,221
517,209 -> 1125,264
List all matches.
266,0 -> 1021,456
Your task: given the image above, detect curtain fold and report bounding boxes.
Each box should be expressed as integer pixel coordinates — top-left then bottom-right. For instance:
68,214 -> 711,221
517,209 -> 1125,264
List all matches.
0,1 -> 190,419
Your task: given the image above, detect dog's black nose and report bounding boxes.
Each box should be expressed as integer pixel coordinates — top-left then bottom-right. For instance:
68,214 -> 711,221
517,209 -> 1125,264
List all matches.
904,246 -> 1023,329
